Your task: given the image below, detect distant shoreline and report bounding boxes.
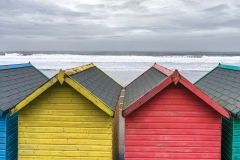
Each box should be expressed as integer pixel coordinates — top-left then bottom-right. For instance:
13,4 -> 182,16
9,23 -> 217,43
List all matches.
2,51 -> 240,56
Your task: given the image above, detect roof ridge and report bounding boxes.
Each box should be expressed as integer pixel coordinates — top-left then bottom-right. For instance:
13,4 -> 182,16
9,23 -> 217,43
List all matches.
218,63 -> 240,71
64,63 -> 95,75
0,63 -> 32,70
153,63 -> 173,76
64,63 -> 123,87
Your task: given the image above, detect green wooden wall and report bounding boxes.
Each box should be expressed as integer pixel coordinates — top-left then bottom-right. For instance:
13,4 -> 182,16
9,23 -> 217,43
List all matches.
222,116 -> 233,160
233,118 -> 240,160
222,117 -> 240,160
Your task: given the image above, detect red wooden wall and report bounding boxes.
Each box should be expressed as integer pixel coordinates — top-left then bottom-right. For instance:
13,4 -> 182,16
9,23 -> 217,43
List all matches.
125,82 -> 221,160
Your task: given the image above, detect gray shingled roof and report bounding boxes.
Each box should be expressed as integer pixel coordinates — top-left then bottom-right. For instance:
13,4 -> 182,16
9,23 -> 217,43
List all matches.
195,67 -> 240,116
70,66 -> 122,111
123,67 -> 168,109
0,63 -> 48,114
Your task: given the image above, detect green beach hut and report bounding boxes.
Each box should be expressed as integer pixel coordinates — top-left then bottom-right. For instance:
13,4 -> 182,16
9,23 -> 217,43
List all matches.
195,63 -> 240,160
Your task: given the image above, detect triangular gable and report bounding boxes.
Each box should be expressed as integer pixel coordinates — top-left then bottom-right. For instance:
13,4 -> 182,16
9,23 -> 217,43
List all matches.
10,63 -> 122,117
123,64 -> 230,118
153,63 -> 173,76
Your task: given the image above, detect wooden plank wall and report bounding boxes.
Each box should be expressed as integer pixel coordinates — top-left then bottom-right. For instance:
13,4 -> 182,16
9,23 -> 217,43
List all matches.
233,118 -> 240,160
112,89 -> 125,160
222,116 -> 233,160
112,99 -> 120,160
0,115 -> 6,159
125,83 -> 222,159
18,82 -> 113,160
7,113 -> 18,159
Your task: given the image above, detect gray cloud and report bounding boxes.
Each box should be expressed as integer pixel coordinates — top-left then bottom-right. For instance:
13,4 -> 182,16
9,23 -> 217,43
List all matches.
0,0 -> 240,51
201,4 -> 229,13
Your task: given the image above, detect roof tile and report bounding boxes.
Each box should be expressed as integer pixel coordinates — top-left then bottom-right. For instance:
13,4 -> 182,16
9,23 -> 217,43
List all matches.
70,66 -> 122,111
232,108 -> 240,114
195,66 -> 240,115
227,98 -> 236,105
222,90 -> 231,96
213,97 -> 222,103
218,100 -> 227,107
123,67 -> 168,109
225,104 -> 236,111
220,95 -> 229,101
236,102 -> 240,108
0,65 -> 48,112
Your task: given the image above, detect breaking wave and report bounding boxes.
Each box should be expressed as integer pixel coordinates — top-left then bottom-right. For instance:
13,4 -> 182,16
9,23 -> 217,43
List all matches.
1,52 -> 240,71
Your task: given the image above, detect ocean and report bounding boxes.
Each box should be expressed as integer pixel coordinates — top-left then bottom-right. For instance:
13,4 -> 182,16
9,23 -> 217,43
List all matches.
1,51 -> 240,84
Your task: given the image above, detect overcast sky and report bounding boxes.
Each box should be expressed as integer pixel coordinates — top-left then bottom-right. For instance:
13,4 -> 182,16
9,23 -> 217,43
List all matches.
0,0 -> 240,51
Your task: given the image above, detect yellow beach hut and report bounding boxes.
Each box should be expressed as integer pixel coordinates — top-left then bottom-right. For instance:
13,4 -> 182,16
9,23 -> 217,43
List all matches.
10,63 -> 122,160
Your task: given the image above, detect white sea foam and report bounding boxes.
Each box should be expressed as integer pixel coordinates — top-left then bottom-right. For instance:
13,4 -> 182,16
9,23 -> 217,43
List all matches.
4,53 -> 23,56
1,53 -> 240,71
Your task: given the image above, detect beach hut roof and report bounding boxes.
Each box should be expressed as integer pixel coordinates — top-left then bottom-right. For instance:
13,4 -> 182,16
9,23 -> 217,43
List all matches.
0,63 -> 48,116
10,63 -> 123,117
123,63 -> 172,109
122,63 -> 230,118
195,63 -> 240,117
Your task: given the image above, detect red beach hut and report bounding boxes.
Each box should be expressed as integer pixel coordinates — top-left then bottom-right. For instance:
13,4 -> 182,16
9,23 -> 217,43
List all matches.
122,63 -> 230,160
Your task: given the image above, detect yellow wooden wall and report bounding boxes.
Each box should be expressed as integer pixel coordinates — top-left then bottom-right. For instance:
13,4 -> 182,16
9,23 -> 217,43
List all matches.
18,82 -> 114,160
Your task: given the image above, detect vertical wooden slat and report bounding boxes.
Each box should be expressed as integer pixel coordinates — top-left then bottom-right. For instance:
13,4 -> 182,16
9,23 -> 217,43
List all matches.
6,113 -> 18,160
112,102 -> 119,160
221,116 -> 233,160
233,118 -> 240,160
0,115 -> 6,159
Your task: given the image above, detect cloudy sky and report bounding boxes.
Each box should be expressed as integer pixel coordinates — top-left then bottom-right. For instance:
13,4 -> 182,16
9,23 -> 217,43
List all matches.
0,0 -> 240,51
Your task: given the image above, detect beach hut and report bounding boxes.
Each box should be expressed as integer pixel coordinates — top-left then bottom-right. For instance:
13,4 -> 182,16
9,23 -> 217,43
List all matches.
122,63 -> 230,160
0,63 -> 48,160
9,63 -> 122,160
195,63 -> 240,160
